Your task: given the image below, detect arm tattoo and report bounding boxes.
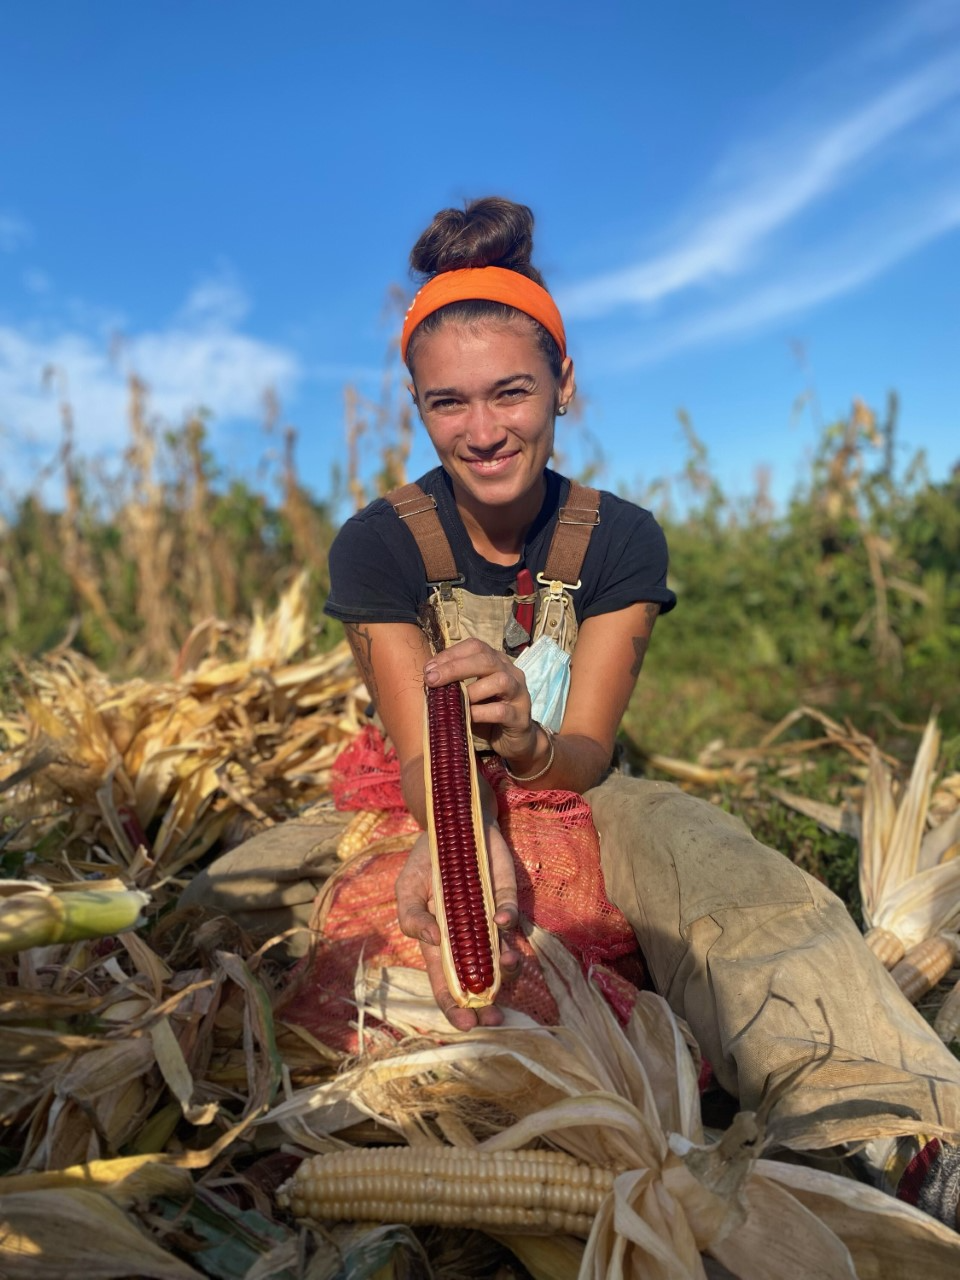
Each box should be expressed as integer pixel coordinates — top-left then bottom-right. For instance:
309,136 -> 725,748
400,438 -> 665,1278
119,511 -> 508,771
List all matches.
629,603 -> 661,678
344,623 -> 379,705
630,635 -> 650,679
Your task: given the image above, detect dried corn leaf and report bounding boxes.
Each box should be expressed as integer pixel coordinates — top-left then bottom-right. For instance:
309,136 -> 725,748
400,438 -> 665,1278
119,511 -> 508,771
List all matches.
875,717 -> 941,903
759,1159 -> 960,1273
933,979 -> 960,1045
643,754 -> 749,786
215,950 -> 282,1115
2,577 -> 368,876
0,1186 -> 203,1279
872,861 -> 960,949
54,1036 -> 155,1104
858,716 -> 960,961
920,809 -> 960,871
0,1025 -> 106,1070
492,1231 -> 584,1280
119,931 -> 173,995
0,1157 -> 193,1205
149,1017 -> 218,1126
769,788 -> 861,840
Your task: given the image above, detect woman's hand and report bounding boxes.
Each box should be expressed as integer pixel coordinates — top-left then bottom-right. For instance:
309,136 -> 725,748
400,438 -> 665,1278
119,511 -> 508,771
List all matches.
423,637 -> 538,766
395,824 -> 521,1031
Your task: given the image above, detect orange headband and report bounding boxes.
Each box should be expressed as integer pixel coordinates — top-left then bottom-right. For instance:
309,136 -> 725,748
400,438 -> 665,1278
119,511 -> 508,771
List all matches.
400,266 -> 567,364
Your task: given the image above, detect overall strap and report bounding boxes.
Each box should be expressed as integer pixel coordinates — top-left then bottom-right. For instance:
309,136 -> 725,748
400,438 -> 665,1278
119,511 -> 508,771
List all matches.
541,480 -> 601,587
387,478 -> 600,589
386,483 -> 460,585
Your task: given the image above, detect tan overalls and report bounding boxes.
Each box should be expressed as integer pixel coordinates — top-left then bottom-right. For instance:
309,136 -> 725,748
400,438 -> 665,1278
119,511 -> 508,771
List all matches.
388,480 -> 960,1157
186,480 -> 960,1162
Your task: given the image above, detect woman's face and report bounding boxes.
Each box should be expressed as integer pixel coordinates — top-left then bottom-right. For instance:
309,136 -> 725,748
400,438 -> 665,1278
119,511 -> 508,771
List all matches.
409,318 -> 575,517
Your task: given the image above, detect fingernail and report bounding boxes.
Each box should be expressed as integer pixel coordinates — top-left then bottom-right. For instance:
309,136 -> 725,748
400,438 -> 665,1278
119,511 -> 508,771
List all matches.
424,663 -> 439,684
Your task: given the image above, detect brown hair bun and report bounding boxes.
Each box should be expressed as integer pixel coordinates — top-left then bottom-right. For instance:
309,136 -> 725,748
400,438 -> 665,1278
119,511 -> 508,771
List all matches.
410,196 -> 545,286
405,196 -> 561,375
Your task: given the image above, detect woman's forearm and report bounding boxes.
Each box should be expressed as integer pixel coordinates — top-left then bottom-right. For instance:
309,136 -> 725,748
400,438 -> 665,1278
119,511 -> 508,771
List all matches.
401,756 -> 428,830
502,728 -> 610,795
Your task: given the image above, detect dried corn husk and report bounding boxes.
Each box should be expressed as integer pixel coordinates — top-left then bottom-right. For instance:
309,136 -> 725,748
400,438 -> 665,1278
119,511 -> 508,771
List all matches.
266,925 -> 960,1277
2,937 -> 277,1175
0,573 -> 369,882
853,718 -> 960,962
0,1187 -> 204,1279
933,979 -> 960,1045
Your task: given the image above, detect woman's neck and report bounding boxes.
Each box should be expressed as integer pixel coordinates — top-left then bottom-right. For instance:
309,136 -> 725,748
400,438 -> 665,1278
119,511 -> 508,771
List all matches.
453,475 -> 546,566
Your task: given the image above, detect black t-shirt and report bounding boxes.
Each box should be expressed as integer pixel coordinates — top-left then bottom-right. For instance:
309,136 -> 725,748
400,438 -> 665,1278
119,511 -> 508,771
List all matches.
324,467 -> 677,626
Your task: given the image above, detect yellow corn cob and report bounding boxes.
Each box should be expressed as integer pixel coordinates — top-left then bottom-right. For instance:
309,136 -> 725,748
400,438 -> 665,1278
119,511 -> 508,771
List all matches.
277,1147 -> 615,1237
890,933 -> 959,1004
423,680 -> 500,1009
864,927 -> 905,969
0,884 -> 149,954
336,809 -> 383,861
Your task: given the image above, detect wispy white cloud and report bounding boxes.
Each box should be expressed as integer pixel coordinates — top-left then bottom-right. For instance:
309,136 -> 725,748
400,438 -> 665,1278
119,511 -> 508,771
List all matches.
862,0 -> 960,61
560,46 -> 960,320
0,213 -> 32,253
179,269 -> 251,328
0,284 -> 301,497
618,190 -> 960,367
311,361 -> 384,384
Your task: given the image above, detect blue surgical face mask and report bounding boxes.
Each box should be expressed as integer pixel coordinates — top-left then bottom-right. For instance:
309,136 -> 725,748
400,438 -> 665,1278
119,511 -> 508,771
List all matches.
514,634 -> 571,734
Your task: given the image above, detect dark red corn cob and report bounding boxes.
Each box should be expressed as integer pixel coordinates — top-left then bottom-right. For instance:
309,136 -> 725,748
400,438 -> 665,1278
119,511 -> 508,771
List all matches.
424,681 -> 500,1007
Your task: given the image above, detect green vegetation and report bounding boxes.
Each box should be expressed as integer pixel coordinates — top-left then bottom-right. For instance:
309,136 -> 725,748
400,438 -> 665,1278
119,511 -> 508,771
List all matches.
627,397 -> 959,759
1,382 -> 342,674
3,382 -> 955,751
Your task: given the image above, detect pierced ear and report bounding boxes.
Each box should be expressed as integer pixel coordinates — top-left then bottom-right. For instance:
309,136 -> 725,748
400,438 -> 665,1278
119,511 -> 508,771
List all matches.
557,356 -> 576,416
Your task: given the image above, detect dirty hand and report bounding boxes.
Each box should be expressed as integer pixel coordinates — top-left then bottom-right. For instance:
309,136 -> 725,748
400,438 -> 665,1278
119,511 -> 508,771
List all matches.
395,825 -> 520,1031
422,637 -> 537,765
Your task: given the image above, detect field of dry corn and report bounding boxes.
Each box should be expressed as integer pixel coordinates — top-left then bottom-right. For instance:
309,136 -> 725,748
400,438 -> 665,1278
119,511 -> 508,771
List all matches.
1,382 -> 958,1277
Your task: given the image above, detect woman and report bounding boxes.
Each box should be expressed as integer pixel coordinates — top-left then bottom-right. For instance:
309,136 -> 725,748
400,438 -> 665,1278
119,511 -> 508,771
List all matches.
321,196 -> 960,1226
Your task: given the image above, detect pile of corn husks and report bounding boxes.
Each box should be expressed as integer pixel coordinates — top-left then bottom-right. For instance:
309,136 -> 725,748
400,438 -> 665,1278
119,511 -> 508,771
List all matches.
0,573 -> 368,887
2,578 -> 960,1278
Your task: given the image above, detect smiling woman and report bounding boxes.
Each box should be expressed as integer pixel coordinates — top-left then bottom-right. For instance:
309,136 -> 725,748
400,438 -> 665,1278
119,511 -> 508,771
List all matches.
323,195 -> 960,1230
187,195 -> 960,1233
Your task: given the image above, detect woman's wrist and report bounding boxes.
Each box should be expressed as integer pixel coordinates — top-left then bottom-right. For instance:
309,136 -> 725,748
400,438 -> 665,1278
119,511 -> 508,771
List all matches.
503,723 -> 555,783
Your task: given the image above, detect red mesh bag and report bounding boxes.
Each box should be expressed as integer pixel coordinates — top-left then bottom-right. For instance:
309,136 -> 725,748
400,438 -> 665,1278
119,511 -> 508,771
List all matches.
281,727 -> 647,1052
330,723 -> 408,813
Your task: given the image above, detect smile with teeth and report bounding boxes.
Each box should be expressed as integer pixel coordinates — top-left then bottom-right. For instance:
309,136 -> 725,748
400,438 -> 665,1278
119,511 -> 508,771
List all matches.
465,452 -> 517,470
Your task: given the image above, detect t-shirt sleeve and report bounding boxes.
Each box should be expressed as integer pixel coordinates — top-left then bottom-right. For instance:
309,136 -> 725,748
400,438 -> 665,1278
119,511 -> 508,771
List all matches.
323,507 -> 426,625
578,498 -> 677,620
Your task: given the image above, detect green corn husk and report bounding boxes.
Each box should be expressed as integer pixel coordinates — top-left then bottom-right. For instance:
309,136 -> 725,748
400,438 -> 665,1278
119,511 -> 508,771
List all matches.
0,883 -> 150,953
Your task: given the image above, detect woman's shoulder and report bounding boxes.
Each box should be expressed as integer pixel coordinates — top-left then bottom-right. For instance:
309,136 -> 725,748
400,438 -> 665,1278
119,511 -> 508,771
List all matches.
550,470 -> 663,535
333,468 -> 446,539
545,472 -> 675,616
598,487 -> 661,527
324,471 -> 448,624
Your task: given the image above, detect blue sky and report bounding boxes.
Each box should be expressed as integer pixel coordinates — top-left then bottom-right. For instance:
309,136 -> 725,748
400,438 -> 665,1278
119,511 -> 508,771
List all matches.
1,0 -> 958,519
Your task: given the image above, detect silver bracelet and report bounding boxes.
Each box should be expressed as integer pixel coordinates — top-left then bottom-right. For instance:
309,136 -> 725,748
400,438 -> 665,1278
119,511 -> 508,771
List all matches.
503,725 -> 556,783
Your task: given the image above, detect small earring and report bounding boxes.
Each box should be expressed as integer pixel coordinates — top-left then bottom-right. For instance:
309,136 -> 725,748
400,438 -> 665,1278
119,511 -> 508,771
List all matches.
557,405 -> 567,416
